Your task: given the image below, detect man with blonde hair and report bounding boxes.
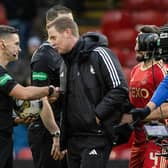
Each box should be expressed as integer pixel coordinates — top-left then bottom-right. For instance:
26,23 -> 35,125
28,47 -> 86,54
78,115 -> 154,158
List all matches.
47,16 -> 130,168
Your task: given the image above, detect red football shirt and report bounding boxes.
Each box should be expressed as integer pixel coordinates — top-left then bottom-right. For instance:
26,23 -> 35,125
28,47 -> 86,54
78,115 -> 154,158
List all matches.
129,62 -> 167,108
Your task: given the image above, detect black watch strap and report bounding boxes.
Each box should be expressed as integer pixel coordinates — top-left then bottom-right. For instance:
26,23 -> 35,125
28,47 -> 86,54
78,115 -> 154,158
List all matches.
51,131 -> 60,138
48,85 -> 54,96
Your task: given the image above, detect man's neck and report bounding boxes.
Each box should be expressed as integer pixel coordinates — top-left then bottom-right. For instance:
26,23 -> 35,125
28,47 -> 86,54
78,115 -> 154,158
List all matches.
0,57 -> 8,68
141,59 -> 160,70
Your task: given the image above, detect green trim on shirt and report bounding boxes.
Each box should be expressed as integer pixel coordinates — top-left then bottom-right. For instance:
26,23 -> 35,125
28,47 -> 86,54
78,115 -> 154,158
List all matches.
32,72 -> 48,81
0,74 -> 12,86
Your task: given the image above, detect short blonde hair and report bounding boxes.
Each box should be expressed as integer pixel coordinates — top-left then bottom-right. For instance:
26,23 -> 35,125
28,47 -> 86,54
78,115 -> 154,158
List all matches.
47,16 -> 79,38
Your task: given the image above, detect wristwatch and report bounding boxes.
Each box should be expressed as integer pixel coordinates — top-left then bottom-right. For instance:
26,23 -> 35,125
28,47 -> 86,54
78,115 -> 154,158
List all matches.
51,131 -> 60,138
48,85 -> 55,96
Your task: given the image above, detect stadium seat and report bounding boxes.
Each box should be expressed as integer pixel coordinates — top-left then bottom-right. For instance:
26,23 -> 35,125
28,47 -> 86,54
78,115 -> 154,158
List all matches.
111,47 -> 136,69
0,3 -> 8,24
164,12 -> 168,24
159,0 -> 168,10
101,10 -> 133,35
122,66 -> 132,83
107,28 -> 137,49
111,47 -> 127,67
16,147 -> 33,160
122,49 -> 137,68
131,10 -> 166,27
122,0 -> 159,10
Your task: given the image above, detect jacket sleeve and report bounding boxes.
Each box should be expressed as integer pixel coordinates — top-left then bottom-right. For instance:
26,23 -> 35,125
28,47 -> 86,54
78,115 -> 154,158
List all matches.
31,46 -> 62,87
151,75 -> 168,107
93,47 -> 129,120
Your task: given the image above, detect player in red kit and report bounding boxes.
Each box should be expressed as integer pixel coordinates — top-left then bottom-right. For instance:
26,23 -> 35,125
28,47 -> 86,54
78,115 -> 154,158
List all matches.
129,25 -> 168,168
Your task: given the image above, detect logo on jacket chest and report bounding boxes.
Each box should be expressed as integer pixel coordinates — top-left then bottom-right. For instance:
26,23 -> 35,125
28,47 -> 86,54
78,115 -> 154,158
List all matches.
90,65 -> 95,74
76,65 -> 95,76
60,71 -> 64,77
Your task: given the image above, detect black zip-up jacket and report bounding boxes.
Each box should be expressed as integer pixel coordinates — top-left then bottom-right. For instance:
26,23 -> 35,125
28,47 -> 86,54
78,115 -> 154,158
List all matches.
60,32 -> 129,148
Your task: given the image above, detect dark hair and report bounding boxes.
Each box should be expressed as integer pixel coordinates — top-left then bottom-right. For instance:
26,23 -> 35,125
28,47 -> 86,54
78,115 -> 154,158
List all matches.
0,25 -> 18,37
138,25 -> 160,34
46,5 -> 72,23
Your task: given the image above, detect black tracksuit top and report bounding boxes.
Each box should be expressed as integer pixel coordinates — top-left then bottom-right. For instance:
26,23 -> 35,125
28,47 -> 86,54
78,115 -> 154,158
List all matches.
60,32 -> 128,137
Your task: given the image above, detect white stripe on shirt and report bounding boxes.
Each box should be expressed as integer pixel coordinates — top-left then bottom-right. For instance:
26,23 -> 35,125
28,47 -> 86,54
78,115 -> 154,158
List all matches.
94,47 -> 121,87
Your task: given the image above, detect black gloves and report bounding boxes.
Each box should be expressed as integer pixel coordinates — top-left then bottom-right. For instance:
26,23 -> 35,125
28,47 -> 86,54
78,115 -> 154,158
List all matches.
130,106 -> 151,122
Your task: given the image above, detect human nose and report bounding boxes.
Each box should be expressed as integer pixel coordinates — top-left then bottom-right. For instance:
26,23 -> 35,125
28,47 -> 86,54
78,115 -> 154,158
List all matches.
18,46 -> 21,53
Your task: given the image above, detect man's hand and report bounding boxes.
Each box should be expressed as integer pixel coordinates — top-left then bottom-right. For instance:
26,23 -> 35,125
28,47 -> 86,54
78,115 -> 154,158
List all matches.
48,86 -> 60,101
52,87 -> 60,97
121,113 -> 133,124
14,116 -> 36,124
59,150 -> 67,160
48,96 -> 57,104
129,106 -> 151,122
51,136 -> 61,160
96,116 -> 100,124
